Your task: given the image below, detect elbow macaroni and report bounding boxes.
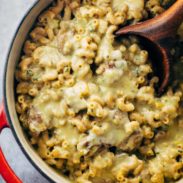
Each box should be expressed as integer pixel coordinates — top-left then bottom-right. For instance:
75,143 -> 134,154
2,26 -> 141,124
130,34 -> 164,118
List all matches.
15,0 -> 183,182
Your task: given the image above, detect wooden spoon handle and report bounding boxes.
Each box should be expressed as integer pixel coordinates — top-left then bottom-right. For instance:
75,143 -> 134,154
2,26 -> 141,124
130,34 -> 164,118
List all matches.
116,0 -> 183,42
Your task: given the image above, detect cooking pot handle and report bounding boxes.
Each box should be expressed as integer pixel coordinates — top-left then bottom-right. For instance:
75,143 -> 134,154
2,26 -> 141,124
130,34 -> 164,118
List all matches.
0,102 -> 22,183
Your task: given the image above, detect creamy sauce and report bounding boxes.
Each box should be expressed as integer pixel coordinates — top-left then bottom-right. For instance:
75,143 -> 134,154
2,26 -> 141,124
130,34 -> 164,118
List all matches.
16,0 -> 183,182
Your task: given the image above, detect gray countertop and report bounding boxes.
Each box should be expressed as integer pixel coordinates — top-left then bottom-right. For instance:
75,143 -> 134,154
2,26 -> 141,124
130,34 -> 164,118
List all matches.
0,1 -> 50,182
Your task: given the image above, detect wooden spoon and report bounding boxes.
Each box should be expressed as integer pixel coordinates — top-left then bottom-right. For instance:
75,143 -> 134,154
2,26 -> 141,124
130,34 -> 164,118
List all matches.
116,0 -> 183,94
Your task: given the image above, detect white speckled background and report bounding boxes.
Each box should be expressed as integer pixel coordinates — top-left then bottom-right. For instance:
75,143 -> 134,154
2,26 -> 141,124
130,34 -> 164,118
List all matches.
0,1 -> 50,182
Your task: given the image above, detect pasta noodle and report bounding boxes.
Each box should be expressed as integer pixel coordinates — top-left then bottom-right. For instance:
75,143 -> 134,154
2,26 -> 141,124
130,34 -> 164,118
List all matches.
15,0 -> 183,182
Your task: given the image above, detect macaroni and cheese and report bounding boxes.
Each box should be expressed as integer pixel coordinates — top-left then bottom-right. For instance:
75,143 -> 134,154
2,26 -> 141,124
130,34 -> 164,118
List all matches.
15,0 -> 183,182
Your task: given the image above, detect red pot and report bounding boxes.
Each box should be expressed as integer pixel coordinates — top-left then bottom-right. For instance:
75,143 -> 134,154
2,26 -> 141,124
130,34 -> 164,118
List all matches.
0,103 -> 20,183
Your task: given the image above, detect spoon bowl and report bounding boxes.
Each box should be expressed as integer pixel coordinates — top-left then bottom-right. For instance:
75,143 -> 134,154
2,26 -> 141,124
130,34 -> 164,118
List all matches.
116,0 -> 183,94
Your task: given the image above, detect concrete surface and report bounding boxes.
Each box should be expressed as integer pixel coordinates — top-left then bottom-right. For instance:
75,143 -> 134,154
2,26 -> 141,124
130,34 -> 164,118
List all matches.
0,1 -> 50,182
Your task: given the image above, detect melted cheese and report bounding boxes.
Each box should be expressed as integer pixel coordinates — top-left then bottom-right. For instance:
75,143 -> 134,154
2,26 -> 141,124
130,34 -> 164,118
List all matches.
77,112 -> 130,154
16,1 -> 183,182
33,46 -> 62,67
112,0 -> 144,14
55,124 -> 80,145
64,82 -> 88,113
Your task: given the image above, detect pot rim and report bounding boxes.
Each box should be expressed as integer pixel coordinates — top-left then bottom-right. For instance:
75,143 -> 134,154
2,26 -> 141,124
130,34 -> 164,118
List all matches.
3,1 -> 55,182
